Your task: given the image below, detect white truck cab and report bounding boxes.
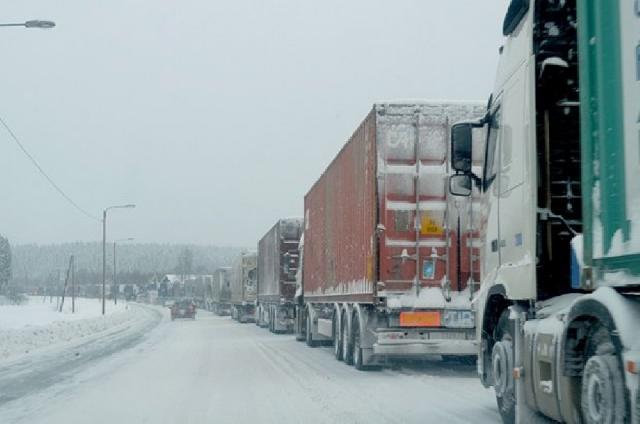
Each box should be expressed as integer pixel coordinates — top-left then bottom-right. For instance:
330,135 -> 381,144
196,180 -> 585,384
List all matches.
449,0 -> 640,422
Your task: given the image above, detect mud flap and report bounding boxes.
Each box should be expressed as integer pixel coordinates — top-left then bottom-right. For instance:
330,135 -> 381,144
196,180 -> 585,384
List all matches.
356,305 -> 383,366
362,347 -> 384,367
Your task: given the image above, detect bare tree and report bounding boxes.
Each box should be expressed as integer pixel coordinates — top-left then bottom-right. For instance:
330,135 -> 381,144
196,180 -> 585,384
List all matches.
0,235 -> 12,295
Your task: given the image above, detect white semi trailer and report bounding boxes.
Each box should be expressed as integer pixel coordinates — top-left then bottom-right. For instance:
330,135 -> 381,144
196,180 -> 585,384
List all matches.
449,0 -> 640,422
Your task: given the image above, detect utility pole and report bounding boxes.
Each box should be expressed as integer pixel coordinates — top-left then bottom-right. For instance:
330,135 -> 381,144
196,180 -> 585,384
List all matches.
113,238 -> 133,306
113,242 -> 117,305
102,204 -> 135,315
59,257 -> 72,312
102,209 -> 106,315
71,255 -> 76,313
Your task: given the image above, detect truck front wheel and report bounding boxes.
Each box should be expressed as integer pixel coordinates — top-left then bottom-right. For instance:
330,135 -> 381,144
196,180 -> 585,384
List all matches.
581,350 -> 626,424
492,309 -> 515,424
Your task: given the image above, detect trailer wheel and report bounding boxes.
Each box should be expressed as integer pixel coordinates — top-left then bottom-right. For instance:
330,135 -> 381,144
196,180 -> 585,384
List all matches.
492,309 -> 515,424
352,314 -> 364,370
294,306 -> 305,341
342,311 -> 353,365
305,310 -> 317,347
581,349 -> 626,424
333,311 -> 343,361
269,306 -> 275,333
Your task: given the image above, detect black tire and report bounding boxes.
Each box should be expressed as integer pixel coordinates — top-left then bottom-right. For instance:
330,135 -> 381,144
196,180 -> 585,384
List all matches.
581,345 -> 626,423
305,310 -> 317,347
492,309 -> 515,424
333,311 -> 343,361
342,312 -> 353,365
269,307 -> 275,333
294,307 -> 305,341
353,314 -> 365,370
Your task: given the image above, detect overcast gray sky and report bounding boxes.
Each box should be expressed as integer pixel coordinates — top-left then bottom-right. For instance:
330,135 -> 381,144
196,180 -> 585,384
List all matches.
1,0 -> 509,247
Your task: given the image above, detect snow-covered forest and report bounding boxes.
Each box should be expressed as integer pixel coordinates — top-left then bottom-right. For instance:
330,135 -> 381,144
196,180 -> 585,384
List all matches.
10,243 -> 244,288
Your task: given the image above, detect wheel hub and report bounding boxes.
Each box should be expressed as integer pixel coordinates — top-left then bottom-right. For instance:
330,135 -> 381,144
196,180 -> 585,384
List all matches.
492,339 -> 513,397
586,374 -> 604,421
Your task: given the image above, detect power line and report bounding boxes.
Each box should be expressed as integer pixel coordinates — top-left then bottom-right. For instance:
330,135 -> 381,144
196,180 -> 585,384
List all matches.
0,115 -> 101,222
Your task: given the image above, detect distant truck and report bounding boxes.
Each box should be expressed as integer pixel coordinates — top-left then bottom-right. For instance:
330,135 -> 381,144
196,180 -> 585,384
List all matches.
256,218 -> 303,333
294,101 -> 485,369
211,267 -> 232,316
230,252 -> 257,323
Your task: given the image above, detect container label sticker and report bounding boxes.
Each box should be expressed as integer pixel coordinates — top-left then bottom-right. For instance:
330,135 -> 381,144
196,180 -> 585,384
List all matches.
422,259 -> 435,279
421,214 -> 443,235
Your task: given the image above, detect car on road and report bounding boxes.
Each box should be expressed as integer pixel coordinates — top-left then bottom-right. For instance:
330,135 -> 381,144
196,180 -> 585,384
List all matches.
170,299 -> 196,321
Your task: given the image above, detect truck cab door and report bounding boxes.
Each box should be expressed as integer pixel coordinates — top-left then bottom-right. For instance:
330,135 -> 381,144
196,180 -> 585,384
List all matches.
482,103 -> 503,279
494,60 -> 536,300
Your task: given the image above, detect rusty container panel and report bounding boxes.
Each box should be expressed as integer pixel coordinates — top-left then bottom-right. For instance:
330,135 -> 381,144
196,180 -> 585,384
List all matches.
212,267 -> 231,303
230,252 -> 257,304
377,102 -> 485,294
303,110 -> 378,302
303,102 -> 484,304
258,218 -> 303,303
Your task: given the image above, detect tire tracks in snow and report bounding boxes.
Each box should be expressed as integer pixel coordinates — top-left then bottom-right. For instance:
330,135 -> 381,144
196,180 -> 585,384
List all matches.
0,304 -> 161,406
253,338 -> 402,424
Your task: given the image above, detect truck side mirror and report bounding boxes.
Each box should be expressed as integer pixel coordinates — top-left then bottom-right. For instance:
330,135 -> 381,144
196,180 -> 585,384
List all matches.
449,174 -> 472,197
451,123 -> 473,173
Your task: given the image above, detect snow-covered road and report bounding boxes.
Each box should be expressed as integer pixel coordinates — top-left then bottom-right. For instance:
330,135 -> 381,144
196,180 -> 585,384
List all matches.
0,309 -> 500,423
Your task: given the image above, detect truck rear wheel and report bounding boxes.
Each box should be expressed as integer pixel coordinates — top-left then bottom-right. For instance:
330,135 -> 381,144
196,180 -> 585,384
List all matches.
269,306 -> 275,333
352,314 -> 364,370
255,306 -> 262,327
342,311 -> 353,365
333,311 -> 343,361
492,309 -> 515,424
305,311 -> 317,347
581,350 -> 626,424
294,306 -> 305,341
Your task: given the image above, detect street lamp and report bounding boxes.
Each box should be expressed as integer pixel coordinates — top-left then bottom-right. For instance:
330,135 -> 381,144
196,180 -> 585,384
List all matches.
0,20 -> 56,29
113,238 -> 134,305
102,204 -> 135,315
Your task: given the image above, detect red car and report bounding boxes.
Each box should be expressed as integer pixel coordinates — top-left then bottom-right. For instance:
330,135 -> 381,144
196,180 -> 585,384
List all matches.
170,299 -> 196,320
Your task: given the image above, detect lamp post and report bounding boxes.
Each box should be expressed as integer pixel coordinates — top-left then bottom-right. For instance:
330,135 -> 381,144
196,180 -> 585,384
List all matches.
113,238 -> 134,305
102,204 -> 135,315
0,20 -> 56,29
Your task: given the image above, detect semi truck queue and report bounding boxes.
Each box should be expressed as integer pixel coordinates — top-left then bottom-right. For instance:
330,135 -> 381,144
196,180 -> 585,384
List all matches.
204,1 -> 640,422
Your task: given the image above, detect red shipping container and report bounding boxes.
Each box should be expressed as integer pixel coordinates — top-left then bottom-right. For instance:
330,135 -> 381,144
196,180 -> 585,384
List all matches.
303,102 -> 485,304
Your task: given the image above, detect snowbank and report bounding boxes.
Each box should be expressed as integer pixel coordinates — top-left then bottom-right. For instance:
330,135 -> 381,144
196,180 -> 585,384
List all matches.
0,297 -> 151,362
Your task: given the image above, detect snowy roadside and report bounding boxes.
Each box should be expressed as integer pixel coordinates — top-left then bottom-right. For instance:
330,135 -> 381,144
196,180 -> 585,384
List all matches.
0,297 -> 157,364
0,297 -> 163,405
